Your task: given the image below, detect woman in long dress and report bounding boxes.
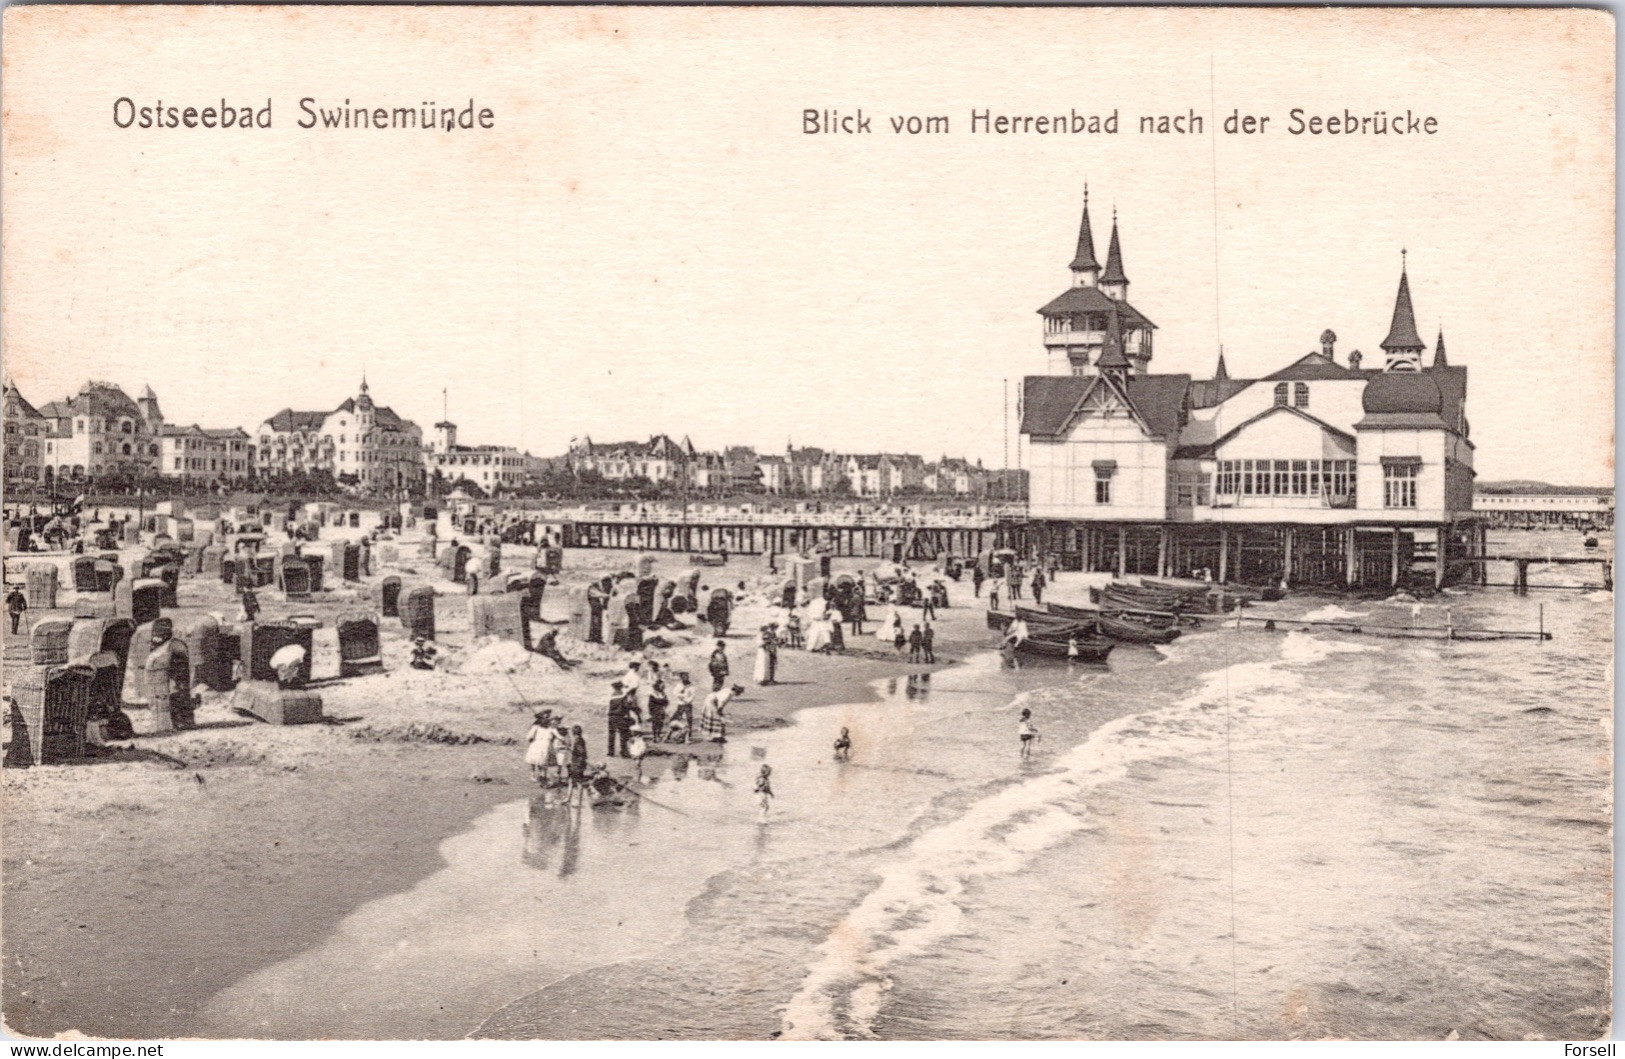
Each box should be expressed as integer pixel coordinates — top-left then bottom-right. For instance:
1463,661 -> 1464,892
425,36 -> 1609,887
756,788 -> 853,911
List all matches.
754,626 -> 774,685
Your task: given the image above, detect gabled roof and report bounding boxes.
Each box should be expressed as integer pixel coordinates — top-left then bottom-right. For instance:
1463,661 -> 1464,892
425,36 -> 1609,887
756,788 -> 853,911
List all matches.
263,409 -> 328,433
1212,404 -> 1356,452
333,397 -> 410,430
1020,372 -> 1189,441
203,427 -> 249,439
4,385 -> 42,419
1188,377 -> 1254,409
1262,352 -> 1369,382
1125,375 -> 1191,439
1036,286 -> 1156,330
1020,376 -> 1090,437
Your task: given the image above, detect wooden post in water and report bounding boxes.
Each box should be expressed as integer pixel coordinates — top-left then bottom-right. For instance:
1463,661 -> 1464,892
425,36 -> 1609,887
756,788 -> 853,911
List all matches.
1116,526 -> 1127,578
1157,526 -> 1169,578
1218,524 -> 1229,584
1282,526 -> 1294,587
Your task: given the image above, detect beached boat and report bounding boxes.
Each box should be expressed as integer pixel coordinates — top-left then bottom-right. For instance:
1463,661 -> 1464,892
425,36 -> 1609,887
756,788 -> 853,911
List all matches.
1100,584 -> 1197,612
1011,634 -> 1115,663
1096,612 -> 1182,644
987,606 -> 1083,634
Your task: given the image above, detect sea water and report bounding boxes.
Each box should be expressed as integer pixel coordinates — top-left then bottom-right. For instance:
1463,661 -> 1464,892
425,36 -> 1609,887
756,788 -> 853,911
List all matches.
210,542 -> 1613,1041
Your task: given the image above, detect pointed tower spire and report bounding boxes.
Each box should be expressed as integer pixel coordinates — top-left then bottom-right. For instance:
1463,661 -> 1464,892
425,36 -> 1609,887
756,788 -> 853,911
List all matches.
1100,209 -> 1129,301
1214,348 -> 1229,381
1097,308 -> 1130,383
1380,250 -> 1425,370
1433,329 -> 1449,368
1068,185 -> 1101,285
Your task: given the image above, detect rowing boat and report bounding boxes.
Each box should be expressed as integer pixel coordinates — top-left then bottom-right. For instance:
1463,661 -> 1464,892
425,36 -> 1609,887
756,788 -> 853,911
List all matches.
1096,612 -> 1182,644
1010,634 -> 1115,663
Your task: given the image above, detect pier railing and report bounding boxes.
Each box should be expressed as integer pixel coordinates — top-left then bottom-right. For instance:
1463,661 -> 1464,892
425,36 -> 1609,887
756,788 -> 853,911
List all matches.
549,506 -> 1024,529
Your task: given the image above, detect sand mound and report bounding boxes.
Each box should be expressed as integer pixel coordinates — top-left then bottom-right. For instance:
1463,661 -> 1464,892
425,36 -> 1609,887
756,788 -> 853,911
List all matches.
458,638 -> 535,673
347,723 -> 514,746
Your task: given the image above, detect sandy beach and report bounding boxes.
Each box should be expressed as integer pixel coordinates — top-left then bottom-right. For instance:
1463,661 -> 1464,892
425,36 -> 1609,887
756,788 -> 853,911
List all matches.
2,539 -> 986,1039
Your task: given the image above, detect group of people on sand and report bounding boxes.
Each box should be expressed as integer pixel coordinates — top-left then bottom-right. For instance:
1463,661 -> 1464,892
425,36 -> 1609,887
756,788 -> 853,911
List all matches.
973,558 -> 1051,608
874,608 -> 936,663
523,709 -> 595,804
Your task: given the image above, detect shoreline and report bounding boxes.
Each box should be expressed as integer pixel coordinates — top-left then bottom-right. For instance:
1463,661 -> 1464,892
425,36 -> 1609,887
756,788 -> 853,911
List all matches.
2,545 -> 986,1040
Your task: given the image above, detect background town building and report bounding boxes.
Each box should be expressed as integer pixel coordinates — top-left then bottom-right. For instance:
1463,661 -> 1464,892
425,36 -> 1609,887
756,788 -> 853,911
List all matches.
158,425 -> 253,485
256,379 -> 424,495
36,381 -> 164,484
425,419 -> 540,494
3,380 -> 47,489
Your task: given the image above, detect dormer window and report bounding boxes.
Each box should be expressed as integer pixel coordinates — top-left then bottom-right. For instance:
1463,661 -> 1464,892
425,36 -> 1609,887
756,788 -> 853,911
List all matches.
1273,383 -> 1288,406
1294,383 -> 1309,408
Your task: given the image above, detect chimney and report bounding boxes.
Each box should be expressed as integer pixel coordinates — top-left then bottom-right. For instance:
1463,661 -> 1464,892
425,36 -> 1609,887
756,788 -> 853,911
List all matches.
1348,349 -> 1363,371
1320,329 -> 1337,361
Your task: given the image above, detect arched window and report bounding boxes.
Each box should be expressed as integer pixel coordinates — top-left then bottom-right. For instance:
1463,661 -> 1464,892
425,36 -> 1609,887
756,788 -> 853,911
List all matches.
122,421 -> 133,434
149,443 -> 159,457
122,443 -> 132,455
1294,383 -> 1309,408
1273,383 -> 1288,406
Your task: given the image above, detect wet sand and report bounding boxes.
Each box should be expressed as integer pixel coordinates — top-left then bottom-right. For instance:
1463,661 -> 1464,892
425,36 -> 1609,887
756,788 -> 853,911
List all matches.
2,541 -> 985,1039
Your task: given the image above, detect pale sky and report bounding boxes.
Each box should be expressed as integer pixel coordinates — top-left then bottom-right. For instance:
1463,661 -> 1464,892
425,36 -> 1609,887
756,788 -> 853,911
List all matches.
3,7 -> 1614,484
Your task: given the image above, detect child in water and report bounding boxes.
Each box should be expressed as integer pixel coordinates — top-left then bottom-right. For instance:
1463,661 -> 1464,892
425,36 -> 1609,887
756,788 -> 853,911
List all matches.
1018,708 -> 1039,760
754,764 -> 774,821
833,727 -> 852,762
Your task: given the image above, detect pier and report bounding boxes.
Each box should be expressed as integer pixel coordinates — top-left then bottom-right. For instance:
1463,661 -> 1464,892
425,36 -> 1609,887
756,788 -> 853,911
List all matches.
550,508 -> 1016,560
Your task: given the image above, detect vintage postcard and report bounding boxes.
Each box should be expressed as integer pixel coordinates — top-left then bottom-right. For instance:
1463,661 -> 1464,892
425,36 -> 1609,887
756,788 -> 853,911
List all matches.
0,5 -> 1614,1044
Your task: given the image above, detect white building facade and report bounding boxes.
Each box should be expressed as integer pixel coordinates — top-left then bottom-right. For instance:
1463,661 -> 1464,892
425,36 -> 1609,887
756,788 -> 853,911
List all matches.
1019,196 -> 1480,587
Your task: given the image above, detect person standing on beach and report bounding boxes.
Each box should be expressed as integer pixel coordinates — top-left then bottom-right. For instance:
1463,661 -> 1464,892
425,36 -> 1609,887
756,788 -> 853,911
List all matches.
833,727 -> 852,762
607,680 -> 633,758
669,671 -> 695,742
1018,708 -> 1038,760
699,683 -> 743,743
1009,564 -> 1024,601
972,564 -> 985,597
908,624 -> 923,663
6,585 -> 26,634
709,640 -> 730,692
754,764 -> 775,822
755,625 -> 778,686
849,590 -> 866,636
922,621 -> 935,663
1031,567 -> 1046,605
568,725 -> 589,805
